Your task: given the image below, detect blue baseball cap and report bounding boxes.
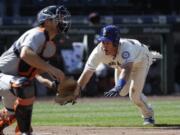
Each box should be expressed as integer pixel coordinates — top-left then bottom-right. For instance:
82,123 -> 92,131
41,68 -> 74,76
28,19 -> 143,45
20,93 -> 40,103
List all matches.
98,25 -> 120,45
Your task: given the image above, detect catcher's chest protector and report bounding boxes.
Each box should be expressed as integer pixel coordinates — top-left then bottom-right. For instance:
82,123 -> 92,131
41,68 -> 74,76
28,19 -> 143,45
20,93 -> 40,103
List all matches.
15,29 -> 57,80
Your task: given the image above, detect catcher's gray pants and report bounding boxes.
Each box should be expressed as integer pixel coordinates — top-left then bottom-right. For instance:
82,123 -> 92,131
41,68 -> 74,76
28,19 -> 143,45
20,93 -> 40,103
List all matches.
0,73 -> 16,115
115,53 -> 154,119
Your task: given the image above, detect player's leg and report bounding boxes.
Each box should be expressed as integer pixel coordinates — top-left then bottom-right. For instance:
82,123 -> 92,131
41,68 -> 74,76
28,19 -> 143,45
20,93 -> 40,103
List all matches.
0,74 -> 17,134
11,77 -> 35,134
114,68 -> 120,85
129,62 -> 154,125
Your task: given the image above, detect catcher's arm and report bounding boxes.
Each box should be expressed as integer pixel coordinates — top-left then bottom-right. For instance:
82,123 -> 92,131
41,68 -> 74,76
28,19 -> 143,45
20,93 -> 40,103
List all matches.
21,46 -> 65,82
35,74 -> 58,89
74,69 -> 94,98
35,75 -> 52,87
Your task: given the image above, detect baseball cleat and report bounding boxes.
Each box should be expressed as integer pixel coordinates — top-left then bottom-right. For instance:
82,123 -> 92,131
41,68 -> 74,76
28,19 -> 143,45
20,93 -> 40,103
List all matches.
143,117 -> 155,126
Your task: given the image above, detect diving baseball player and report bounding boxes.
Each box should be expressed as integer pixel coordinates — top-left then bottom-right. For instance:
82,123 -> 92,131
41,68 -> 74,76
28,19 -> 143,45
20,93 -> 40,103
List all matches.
0,5 -> 71,134
74,25 -> 162,125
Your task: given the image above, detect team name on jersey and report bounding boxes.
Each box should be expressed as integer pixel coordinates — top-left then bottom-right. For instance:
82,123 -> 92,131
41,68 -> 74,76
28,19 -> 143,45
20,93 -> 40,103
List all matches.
108,61 -> 121,67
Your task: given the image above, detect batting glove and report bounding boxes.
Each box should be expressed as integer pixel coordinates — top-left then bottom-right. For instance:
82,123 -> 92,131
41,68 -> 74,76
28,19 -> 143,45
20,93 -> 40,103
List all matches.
104,79 -> 126,97
104,86 -> 121,97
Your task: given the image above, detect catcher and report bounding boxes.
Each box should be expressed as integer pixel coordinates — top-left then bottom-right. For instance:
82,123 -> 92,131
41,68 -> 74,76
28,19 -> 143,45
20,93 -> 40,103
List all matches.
0,5 -> 71,135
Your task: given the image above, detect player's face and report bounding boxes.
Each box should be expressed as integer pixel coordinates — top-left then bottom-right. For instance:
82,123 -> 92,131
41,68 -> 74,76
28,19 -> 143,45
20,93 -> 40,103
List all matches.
45,19 -> 59,34
51,19 -> 60,33
102,41 -> 117,56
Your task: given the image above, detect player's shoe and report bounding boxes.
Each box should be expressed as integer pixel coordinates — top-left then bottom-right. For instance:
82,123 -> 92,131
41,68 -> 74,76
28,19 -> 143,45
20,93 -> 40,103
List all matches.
143,117 -> 155,126
15,125 -> 33,135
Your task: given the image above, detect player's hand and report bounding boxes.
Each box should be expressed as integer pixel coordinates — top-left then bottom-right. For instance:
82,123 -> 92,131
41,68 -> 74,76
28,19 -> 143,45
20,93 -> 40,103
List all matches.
104,87 -> 121,97
105,79 -> 126,97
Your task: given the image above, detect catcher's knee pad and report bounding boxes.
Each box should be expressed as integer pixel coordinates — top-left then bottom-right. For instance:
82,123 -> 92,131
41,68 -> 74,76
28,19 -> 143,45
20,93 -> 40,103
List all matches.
0,108 -> 16,131
10,77 -> 35,106
10,77 -> 35,98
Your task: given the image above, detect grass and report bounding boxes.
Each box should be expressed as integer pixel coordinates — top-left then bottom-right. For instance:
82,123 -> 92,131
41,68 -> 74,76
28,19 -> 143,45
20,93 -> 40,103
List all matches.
31,97 -> 180,127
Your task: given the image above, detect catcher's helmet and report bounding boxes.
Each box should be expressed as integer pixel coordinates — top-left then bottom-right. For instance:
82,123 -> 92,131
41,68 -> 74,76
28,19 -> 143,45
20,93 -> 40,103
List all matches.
98,25 -> 120,46
37,5 -> 71,33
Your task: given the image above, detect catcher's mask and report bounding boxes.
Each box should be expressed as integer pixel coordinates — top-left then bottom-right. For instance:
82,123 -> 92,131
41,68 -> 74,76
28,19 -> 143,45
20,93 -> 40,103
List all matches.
37,5 -> 71,33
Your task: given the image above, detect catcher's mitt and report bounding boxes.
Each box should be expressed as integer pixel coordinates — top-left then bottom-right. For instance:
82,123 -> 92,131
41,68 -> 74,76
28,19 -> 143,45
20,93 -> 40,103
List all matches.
54,77 -> 77,105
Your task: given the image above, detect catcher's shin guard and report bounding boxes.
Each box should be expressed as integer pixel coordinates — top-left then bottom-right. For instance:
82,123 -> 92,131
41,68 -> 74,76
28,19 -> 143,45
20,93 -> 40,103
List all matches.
0,108 -> 16,132
15,103 -> 33,134
10,76 -> 35,134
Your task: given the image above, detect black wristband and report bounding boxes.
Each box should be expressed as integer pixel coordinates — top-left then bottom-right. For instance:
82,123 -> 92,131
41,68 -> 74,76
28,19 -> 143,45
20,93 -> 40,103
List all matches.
52,80 -> 59,90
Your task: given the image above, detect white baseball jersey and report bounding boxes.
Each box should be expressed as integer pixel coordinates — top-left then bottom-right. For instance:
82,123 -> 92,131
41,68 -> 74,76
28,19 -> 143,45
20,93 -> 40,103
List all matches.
85,38 -> 155,119
0,27 -> 56,76
85,38 -> 150,71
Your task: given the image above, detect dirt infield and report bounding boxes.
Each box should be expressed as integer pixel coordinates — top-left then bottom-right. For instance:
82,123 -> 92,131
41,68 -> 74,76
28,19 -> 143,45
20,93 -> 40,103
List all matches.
4,126 -> 180,135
